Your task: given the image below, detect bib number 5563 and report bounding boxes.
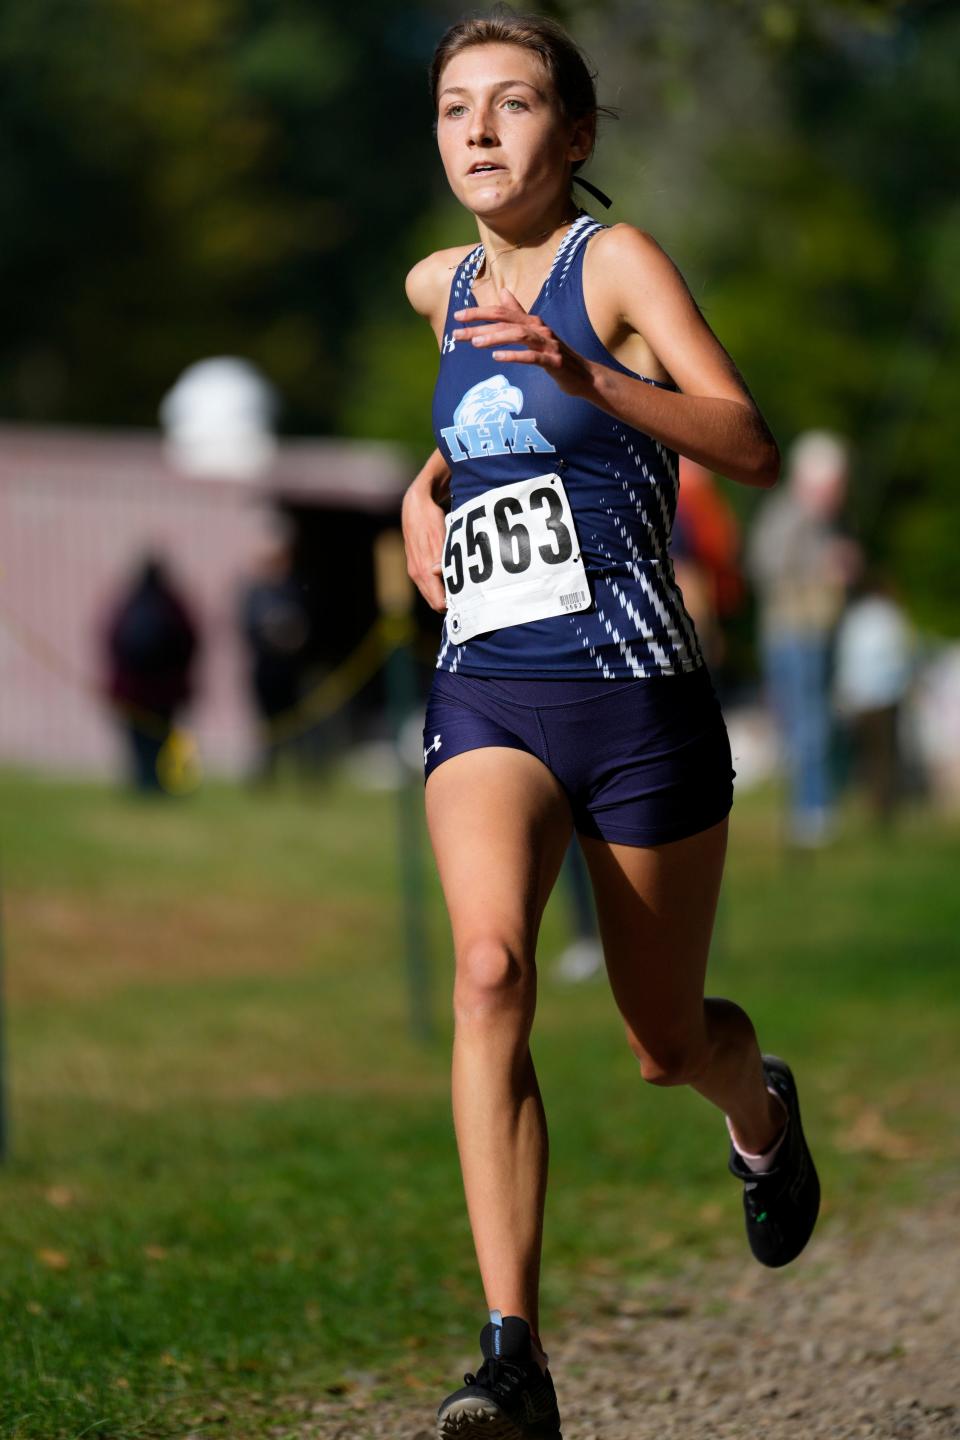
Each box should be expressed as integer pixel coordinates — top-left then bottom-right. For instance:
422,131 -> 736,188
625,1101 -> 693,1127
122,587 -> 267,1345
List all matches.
443,485 -> 574,596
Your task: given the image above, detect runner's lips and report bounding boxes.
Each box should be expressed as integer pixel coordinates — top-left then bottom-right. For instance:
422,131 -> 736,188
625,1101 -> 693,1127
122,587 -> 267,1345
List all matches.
467,163 -> 505,175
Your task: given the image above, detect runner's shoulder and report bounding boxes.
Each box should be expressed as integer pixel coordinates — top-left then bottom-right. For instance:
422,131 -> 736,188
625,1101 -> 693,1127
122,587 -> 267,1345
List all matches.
585,223 -> 687,295
588,223 -> 670,261
405,245 -> 478,320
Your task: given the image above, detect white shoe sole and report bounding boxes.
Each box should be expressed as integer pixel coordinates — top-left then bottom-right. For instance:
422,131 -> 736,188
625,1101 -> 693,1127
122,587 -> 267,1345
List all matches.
437,1397 -> 560,1438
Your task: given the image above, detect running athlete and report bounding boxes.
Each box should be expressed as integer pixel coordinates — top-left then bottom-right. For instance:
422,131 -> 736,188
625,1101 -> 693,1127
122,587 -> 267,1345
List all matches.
401,15 -> 820,1439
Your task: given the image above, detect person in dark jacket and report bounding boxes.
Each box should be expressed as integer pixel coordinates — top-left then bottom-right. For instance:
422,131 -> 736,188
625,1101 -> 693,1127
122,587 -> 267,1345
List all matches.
104,554 -> 200,792
238,536 -> 311,781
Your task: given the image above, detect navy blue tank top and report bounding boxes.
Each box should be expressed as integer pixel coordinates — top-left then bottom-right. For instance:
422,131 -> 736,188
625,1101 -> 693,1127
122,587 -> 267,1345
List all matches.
431,213 -> 704,679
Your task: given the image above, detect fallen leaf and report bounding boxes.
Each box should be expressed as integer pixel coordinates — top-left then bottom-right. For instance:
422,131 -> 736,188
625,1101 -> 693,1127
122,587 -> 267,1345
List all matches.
143,1244 -> 168,1261
646,1231 -> 674,1252
26,1300 -> 44,1315
45,1186 -> 74,1209
834,1106 -> 925,1160
36,1249 -> 69,1270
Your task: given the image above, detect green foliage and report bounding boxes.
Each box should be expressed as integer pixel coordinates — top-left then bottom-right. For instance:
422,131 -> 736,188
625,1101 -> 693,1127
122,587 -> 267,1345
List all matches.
0,0 -> 958,621
693,3 -> 960,632
340,200 -> 471,452
0,0 -> 441,430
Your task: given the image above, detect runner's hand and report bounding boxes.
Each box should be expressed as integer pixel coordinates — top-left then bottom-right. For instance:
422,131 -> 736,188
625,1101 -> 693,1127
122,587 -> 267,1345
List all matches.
452,288 -> 596,398
402,480 -> 447,613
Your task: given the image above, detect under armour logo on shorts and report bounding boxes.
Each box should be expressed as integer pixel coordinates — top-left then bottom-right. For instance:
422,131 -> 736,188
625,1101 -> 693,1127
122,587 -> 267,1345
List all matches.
423,734 -> 442,765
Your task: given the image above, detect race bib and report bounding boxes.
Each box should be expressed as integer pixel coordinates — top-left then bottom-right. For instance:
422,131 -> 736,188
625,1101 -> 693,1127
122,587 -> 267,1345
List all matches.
442,472 -> 592,644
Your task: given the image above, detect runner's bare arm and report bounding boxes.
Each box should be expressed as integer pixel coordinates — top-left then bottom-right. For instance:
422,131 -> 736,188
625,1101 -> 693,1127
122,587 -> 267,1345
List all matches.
406,246 -> 477,346
586,226 -> 780,487
402,448 -> 451,614
403,248 -> 475,611
453,227 -> 780,489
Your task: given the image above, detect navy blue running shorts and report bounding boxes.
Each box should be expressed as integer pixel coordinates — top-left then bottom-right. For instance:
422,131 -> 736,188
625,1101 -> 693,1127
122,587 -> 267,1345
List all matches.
422,666 -> 735,847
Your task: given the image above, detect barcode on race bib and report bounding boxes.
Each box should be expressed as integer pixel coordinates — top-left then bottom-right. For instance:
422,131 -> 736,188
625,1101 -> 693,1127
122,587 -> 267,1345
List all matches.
443,471 -> 592,644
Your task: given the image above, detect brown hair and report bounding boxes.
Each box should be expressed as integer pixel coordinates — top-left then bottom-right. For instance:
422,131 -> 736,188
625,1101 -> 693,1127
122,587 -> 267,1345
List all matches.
430,9 -> 615,174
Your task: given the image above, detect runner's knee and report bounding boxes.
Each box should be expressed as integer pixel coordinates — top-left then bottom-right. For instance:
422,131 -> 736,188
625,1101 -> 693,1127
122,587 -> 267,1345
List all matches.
453,937 -> 533,1026
626,1023 -> 711,1087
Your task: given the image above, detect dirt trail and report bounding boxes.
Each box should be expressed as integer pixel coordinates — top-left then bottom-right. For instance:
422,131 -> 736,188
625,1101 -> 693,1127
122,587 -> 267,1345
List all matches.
300,1196 -> 959,1440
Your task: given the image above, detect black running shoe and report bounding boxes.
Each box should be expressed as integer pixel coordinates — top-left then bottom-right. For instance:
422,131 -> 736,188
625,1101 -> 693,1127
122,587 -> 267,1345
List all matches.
729,1054 -> 820,1268
436,1314 -> 562,1439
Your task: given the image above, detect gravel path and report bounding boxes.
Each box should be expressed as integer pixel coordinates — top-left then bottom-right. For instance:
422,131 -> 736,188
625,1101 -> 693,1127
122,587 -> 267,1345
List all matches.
294,1195 -> 959,1440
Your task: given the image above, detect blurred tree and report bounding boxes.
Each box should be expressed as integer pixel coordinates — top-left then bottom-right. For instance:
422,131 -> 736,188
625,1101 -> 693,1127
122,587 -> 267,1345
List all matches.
0,0 -> 957,628
0,0 -> 442,430
565,0 -> 959,634
667,1 -> 960,632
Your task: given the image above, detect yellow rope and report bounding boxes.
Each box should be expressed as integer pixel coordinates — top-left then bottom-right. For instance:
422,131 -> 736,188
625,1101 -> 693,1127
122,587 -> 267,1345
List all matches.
261,613 -> 416,744
0,595 -> 418,772
156,727 -> 203,795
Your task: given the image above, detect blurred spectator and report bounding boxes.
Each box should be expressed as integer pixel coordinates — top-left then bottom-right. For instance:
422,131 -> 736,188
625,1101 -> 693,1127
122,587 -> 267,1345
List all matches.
747,430 -> 861,847
672,457 -> 745,676
554,842 -> 603,983
103,554 -> 200,793
238,531 -> 311,781
904,644 -> 960,813
834,575 -> 915,825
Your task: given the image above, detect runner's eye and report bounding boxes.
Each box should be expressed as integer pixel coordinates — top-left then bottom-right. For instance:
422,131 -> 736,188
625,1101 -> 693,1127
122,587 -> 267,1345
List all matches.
444,103 -> 468,118
502,98 -> 528,111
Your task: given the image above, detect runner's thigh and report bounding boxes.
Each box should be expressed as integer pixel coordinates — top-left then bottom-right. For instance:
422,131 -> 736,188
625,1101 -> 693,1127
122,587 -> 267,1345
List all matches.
426,747 -> 573,960
579,818 -> 728,1048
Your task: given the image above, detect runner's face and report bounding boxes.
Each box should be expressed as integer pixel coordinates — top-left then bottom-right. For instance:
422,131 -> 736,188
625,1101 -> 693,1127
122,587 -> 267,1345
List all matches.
436,44 -> 581,221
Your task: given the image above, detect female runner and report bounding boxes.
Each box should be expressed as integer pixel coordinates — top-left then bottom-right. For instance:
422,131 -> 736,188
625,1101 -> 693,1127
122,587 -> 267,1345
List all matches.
401,15 -> 820,1439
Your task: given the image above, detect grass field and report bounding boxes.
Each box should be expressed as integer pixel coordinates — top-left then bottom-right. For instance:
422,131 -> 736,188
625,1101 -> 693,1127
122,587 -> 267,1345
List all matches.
0,768 -> 957,1439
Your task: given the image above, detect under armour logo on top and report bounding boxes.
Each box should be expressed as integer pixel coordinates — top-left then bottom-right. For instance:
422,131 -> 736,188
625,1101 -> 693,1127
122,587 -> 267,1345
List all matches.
442,333 -> 456,354
423,734 -> 442,764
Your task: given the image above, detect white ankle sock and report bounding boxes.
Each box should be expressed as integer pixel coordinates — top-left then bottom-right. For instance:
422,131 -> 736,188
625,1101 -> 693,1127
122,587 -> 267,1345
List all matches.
726,1087 -> 788,1173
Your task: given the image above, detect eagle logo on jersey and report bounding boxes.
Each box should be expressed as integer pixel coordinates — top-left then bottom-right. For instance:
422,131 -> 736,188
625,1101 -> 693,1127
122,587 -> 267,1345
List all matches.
440,375 -> 556,464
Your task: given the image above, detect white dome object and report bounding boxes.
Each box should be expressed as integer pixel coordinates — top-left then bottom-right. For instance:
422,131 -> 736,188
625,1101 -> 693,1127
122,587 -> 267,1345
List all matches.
160,357 -> 278,481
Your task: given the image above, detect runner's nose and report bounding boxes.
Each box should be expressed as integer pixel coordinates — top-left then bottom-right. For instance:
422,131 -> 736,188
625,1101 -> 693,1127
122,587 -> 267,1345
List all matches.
468,107 -> 497,149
